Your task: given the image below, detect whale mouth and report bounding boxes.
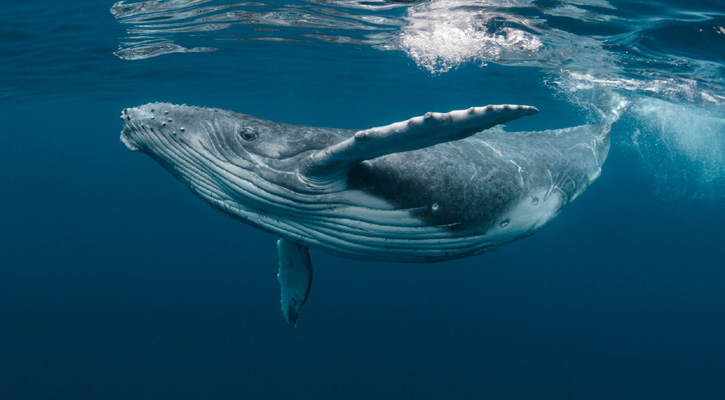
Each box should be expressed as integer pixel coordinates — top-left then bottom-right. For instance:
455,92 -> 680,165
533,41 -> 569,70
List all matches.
120,132 -> 140,151
120,107 -> 143,152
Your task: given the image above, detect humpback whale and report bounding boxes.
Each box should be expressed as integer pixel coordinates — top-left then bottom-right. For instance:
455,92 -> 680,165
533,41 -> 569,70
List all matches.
120,100 -> 625,326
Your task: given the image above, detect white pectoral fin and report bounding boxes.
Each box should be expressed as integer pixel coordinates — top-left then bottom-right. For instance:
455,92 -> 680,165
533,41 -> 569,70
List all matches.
277,238 -> 313,328
302,104 -> 538,181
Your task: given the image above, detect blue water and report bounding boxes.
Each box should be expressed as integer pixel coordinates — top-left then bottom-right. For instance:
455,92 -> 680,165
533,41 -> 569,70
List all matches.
1,0 -> 724,398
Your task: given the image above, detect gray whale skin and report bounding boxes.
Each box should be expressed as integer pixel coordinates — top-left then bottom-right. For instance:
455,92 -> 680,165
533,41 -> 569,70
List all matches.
120,100 -> 625,326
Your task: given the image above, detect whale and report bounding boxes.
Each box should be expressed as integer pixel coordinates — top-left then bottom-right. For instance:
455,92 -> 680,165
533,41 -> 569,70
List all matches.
120,99 -> 625,326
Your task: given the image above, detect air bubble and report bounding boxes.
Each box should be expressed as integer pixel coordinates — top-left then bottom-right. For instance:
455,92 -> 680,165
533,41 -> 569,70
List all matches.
431,203 -> 439,211
532,197 -> 539,206
499,219 -> 510,228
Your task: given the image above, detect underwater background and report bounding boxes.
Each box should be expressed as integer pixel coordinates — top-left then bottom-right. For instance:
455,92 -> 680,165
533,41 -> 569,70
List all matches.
1,0 -> 724,398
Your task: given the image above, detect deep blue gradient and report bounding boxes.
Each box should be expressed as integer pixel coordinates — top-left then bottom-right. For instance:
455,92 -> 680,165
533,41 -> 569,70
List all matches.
1,1 -> 724,399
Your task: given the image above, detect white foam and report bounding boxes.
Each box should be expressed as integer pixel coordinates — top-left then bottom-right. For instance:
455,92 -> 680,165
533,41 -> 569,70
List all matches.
397,0 -> 542,74
629,98 -> 725,200
541,3 -> 616,22
558,72 -> 725,106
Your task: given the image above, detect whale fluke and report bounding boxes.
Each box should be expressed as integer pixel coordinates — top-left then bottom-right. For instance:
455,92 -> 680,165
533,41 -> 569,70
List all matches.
277,238 -> 313,328
301,104 -> 538,182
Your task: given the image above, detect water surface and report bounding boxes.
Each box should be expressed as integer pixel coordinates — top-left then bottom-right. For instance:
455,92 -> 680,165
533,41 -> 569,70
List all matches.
1,0 -> 724,398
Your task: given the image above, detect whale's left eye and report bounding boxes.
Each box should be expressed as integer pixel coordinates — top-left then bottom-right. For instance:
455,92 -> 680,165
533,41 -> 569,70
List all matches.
239,127 -> 257,141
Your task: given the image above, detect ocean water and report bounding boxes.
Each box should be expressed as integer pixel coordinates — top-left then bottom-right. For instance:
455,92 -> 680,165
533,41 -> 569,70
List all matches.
1,0 -> 724,398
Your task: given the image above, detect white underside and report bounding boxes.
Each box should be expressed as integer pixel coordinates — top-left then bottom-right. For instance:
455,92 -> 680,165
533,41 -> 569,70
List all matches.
484,189 -> 562,241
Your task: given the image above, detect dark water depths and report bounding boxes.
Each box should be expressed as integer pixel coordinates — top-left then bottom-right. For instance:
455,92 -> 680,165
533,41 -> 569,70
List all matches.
1,0 -> 724,398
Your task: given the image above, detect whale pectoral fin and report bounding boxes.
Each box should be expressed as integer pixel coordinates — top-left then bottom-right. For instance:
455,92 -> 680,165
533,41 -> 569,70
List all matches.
302,104 -> 538,181
277,238 -> 313,328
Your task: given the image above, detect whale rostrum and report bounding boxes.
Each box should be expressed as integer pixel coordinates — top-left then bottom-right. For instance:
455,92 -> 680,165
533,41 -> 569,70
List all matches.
120,100 -> 625,326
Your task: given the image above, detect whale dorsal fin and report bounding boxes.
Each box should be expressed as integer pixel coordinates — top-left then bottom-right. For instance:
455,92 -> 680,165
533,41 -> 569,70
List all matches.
301,104 -> 538,182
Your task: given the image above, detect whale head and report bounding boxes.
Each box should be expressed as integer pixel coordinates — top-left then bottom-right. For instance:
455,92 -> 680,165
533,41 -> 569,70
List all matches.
121,103 -> 315,164
120,103 -> 347,220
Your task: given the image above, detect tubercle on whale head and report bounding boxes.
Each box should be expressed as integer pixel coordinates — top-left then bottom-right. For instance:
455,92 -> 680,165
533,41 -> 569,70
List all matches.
118,103 -> 253,195
119,104 -> 176,154
120,103 -> 245,162
119,103 -> 283,217
119,102 -> 345,208
120,102 -> 332,166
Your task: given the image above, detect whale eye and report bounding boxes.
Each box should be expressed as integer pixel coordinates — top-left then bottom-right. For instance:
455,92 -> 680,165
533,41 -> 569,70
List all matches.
238,127 -> 257,141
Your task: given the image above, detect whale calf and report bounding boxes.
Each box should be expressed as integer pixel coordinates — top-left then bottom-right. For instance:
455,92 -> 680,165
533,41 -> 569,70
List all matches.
120,100 -> 625,326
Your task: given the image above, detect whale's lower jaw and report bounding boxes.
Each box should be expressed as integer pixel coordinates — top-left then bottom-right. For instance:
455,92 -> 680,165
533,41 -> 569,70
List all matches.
120,132 -> 141,152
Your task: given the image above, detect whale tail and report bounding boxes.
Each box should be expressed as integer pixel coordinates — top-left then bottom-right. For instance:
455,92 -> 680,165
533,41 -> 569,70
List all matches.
593,91 -> 631,139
